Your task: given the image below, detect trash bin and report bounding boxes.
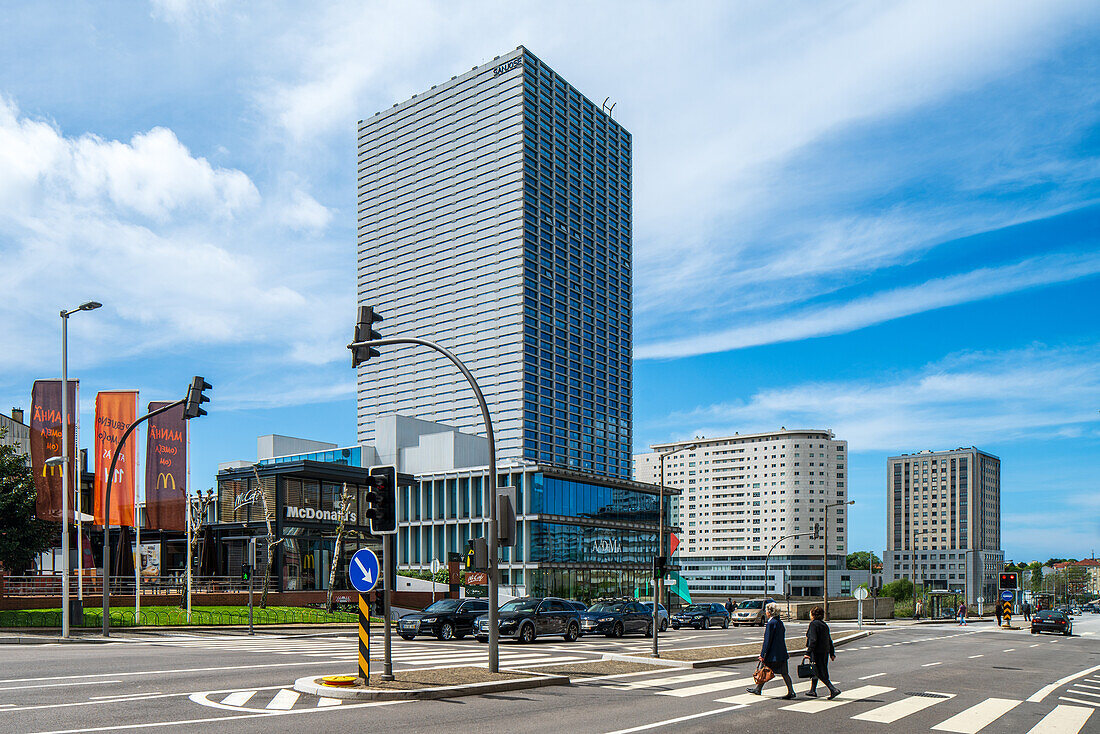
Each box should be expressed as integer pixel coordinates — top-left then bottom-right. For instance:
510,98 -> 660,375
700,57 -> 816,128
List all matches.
69,598 -> 84,626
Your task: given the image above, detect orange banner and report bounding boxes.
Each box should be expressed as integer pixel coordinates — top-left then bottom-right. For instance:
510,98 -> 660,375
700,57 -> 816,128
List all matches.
94,391 -> 138,527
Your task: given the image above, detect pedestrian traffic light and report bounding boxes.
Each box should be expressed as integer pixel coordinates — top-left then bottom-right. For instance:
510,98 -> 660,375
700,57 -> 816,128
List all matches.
241,564 -> 251,582
653,556 -> 667,579
363,465 -> 397,535
813,522 -> 821,540
183,376 -> 211,419
351,305 -> 384,367
999,572 -> 1018,590
465,537 -> 488,571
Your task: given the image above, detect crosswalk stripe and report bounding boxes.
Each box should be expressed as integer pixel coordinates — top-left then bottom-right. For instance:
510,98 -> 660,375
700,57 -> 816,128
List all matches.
780,685 -> 894,713
266,689 -> 300,710
613,671 -> 738,690
1059,697 -> 1100,708
658,676 -> 756,698
852,692 -> 955,723
219,690 -> 256,706
1027,704 -> 1092,733
931,698 -> 1020,733
1069,689 -> 1100,700
316,697 -> 342,708
715,681 -> 814,705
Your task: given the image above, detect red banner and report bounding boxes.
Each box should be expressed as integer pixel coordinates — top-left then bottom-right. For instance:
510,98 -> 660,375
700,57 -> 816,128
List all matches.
144,401 -> 187,531
94,391 -> 138,527
30,380 -> 79,522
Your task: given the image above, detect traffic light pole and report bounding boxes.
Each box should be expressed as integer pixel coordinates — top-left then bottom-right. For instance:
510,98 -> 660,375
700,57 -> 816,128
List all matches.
100,398 -> 185,637
655,444 -> 695,658
350,336 -> 500,673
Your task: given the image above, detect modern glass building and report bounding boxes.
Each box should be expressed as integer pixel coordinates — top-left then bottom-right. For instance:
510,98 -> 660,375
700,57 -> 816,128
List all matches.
356,46 -> 632,478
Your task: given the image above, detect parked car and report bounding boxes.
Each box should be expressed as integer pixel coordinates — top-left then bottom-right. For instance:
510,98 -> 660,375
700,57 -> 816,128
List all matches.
1031,609 -> 1073,636
397,598 -> 490,641
638,601 -> 669,632
670,603 -> 730,630
731,598 -> 776,626
474,596 -> 581,643
565,600 -> 589,614
580,600 -> 653,638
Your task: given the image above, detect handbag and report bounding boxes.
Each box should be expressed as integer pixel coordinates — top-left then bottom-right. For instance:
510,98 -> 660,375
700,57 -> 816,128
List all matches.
753,662 -> 774,686
797,656 -> 816,679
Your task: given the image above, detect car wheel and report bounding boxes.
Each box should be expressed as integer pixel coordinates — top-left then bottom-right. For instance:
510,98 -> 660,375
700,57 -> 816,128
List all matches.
399,633 -> 415,641
660,619 -> 668,632
476,636 -> 487,643
454,632 -> 466,640
702,617 -> 710,630
645,622 -> 653,638
519,623 -> 536,644
670,623 -> 679,630
564,622 -> 579,642
1065,628 -> 1072,636
722,618 -> 729,629
438,623 -> 455,641
1031,628 -> 1038,634
612,622 -> 624,638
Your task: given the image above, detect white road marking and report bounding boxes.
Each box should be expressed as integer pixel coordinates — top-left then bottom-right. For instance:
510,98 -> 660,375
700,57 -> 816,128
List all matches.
613,671 -> 737,690
219,691 -> 256,706
931,698 -> 1021,733
1030,644 -> 1041,647
316,697 -> 341,707
968,654 -> 983,658
1028,664 -> 1100,703
658,676 -> 755,698
1003,648 -> 1015,652
858,672 -> 888,680
87,692 -> 163,700
852,691 -> 955,723
0,659 -> 359,685
1069,689 -> 1100,700
0,680 -> 121,692
780,685 -> 893,713
922,661 -> 943,667
716,681 -> 814,706
1059,696 -> 1100,708
1027,704 -> 1093,733
266,689 -> 299,710
601,704 -> 748,734
1077,684 -> 1100,691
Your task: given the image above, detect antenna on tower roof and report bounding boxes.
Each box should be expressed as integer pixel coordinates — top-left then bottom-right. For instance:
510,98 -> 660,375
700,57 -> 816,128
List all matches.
601,96 -> 617,116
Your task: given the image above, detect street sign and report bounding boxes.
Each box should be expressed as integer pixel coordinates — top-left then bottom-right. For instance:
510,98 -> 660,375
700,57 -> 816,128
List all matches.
349,549 -> 380,593
1000,590 -> 1014,602
854,587 -> 869,600
977,596 -> 984,603
430,559 -> 441,574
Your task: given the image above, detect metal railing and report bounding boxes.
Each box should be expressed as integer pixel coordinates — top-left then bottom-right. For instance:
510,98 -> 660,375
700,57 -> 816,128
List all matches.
0,604 -> 359,629
1,574 -> 261,596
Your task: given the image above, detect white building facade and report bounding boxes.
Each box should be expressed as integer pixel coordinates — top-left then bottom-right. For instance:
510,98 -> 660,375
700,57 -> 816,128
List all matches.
634,429 -> 849,598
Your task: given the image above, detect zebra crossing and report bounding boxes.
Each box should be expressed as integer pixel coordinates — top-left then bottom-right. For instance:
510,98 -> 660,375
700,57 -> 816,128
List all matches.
190,685 -> 345,712
586,668 -> 1096,733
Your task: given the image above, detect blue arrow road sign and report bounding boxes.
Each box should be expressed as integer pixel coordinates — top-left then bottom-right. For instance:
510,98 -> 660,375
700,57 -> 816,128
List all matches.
1000,590 -> 1014,602
349,548 -> 380,593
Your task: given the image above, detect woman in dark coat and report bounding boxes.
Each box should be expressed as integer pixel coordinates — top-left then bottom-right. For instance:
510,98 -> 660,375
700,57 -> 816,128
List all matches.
747,603 -> 796,698
805,606 -> 840,699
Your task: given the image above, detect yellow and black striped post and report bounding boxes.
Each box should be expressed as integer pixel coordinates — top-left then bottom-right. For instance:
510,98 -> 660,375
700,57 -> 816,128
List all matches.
358,593 -> 370,682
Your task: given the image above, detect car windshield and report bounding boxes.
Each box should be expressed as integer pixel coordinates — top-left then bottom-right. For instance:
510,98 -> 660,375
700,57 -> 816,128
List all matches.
500,599 -> 541,613
587,603 -> 624,613
683,605 -> 708,613
423,599 -> 462,613
1037,610 -> 1063,619
738,600 -> 763,609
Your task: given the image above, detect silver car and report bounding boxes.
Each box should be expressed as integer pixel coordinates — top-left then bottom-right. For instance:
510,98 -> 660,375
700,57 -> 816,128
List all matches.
639,601 -> 669,632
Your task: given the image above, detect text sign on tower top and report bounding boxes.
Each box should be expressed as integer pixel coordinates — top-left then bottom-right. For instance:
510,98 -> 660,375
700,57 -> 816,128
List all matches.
349,548 -> 380,594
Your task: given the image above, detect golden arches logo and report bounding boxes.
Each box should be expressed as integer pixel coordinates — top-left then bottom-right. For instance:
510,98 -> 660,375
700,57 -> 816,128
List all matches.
42,464 -> 62,477
157,473 -> 176,491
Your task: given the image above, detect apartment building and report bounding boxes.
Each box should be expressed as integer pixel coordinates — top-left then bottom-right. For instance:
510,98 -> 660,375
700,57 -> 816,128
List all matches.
634,429 -> 849,598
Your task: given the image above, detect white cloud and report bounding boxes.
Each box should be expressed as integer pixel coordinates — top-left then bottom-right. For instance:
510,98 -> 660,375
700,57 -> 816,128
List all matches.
652,344 -> 1100,451
637,252 -> 1100,359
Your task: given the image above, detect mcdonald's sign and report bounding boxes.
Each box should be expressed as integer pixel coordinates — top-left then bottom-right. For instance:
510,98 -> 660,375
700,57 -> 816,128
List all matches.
145,401 -> 187,531
30,379 -> 78,522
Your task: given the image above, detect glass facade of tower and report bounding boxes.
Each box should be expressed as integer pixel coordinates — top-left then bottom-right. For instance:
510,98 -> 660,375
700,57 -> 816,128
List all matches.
518,50 -> 633,478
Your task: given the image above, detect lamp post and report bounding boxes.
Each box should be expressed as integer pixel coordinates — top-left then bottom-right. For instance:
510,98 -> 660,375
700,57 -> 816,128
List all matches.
765,531 -> 815,601
909,527 -> 930,615
654,443 -> 696,658
58,301 -> 101,638
822,499 -> 854,621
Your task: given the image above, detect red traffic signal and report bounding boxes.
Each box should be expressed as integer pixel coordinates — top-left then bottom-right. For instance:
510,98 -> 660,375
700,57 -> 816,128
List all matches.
999,572 -> 1018,590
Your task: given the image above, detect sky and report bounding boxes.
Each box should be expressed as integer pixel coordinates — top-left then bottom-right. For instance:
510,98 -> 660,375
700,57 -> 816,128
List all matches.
1,1 -> 1097,563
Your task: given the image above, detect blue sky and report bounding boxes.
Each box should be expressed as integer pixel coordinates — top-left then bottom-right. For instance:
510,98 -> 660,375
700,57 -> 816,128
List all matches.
1,1 -> 1097,563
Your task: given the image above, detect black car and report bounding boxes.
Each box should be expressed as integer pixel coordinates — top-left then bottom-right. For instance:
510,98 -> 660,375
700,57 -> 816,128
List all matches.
580,600 -> 653,637
1031,609 -> 1072,636
670,603 -> 730,630
565,600 -> 589,614
397,598 -> 489,641
475,596 -> 581,643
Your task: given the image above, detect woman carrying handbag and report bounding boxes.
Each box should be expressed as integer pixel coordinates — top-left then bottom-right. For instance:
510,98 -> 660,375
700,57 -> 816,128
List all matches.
804,606 -> 840,699
747,603 -> 796,699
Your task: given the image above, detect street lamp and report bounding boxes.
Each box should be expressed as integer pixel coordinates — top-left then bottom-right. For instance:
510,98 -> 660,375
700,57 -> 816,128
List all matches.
58,301 -> 101,638
765,531 -> 815,601
653,443 -> 696,658
822,499 -> 854,621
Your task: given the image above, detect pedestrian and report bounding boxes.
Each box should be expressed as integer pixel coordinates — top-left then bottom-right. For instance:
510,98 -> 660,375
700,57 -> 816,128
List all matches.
995,600 -> 1002,627
747,602 -> 796,699
1023,601 -> 1032,622
957,601 -> 967,626
725,597 -> 735,615
804,606 -> 841,699
914,598 -> 923,620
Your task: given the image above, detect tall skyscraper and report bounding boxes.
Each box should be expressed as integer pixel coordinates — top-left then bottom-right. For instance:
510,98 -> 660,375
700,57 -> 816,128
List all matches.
634,429 -> 850,596
882,447 -> 1002,605
356,47 -> 633,477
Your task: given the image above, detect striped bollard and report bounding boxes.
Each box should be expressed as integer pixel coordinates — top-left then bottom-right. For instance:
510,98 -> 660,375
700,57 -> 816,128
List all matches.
358,592 -> 370,683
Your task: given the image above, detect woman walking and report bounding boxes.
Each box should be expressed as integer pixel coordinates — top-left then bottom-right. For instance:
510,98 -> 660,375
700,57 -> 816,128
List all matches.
804,606 -> 840,699
747,603 -> 796,699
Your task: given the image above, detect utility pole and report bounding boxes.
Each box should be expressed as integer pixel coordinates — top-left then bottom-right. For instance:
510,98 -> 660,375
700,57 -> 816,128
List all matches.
823,500 -> 854,621
654,444 -> 695,658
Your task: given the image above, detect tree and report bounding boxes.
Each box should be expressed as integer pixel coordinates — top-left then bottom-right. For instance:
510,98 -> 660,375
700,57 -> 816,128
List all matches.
1028,561 -> 1044,596
881,577 -> 913,601
0,432 -> 56,573
846,551 -> 882,572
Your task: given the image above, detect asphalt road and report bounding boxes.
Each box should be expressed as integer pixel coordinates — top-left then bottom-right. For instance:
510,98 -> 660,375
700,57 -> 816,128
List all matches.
1,615 -> 1097,733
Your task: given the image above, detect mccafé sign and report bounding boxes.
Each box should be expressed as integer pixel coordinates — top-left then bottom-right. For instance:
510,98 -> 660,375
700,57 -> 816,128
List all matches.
285,505 -> 356,524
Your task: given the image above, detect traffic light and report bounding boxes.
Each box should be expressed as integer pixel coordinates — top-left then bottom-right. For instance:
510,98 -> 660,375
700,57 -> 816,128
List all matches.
351,305 -> 384,367
999,572 -> 1018,590
364,465 -> 397,535
183,376 -> 212,420
241,564 -> 251,582
653,555 -> 667,579
465,537 -> 488,571
813,522 -> 822,540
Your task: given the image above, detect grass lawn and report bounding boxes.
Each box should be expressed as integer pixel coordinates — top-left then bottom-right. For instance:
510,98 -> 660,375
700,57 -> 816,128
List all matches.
0,605 -> 372,628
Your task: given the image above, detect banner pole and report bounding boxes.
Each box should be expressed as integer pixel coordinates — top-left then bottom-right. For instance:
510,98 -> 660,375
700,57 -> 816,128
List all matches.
76,380 -> 83,605
135,434 -> 141,624
186,420 -> 192,624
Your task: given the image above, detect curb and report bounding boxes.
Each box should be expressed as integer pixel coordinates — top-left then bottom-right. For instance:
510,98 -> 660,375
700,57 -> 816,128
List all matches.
293,672 -> 570,700
601,629 -> 874,669
0,636 -> 114,644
